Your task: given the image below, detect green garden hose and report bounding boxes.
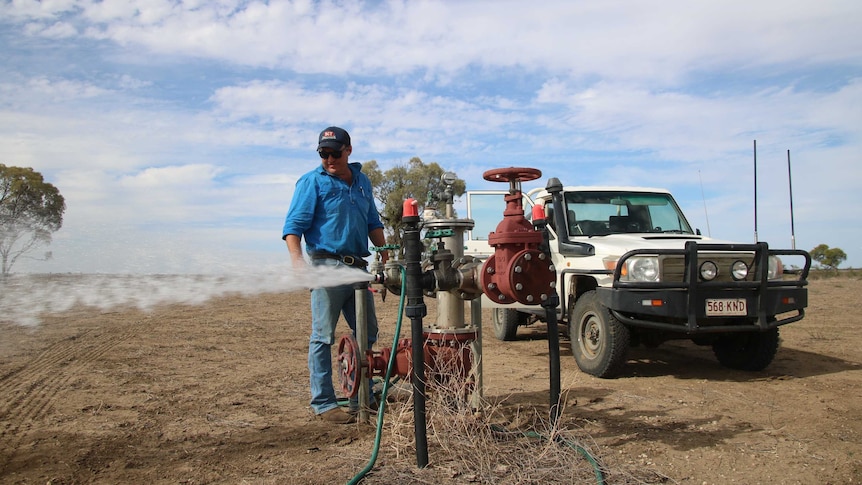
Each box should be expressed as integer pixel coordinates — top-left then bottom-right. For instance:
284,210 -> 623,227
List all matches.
347,266 -> 407,485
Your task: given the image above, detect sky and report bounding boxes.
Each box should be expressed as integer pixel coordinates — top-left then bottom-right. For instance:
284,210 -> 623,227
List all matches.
1,0 -> 861,275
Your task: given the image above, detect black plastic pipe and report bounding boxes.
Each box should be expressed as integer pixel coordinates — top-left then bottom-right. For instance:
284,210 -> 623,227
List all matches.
543,179 -> 565,426
402,207 -> 429,468
543,295 -> 562,425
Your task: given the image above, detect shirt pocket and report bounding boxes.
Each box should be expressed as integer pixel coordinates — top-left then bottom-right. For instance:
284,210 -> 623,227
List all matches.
319,184 -> 346,213
353,184 -> 372,214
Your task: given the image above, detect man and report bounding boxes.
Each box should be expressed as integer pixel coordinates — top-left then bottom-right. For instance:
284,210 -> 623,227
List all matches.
282,126 -> 388,424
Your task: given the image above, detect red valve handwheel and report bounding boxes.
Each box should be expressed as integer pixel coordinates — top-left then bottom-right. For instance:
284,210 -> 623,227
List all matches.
482,167 -> 542,183
336,334 -> 362,398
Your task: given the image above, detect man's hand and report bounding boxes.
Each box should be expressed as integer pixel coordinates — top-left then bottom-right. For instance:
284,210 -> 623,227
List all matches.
285,235 -> 307,268
369,228 -> 388,264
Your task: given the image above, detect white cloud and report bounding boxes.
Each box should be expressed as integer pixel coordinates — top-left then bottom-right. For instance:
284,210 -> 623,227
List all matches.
1,0 -> 860,273
24,20 -> 77,38
119,164 -> 222,188
1,76 -> 109,102
6,1 -> 858,82
1,0 -> 79,20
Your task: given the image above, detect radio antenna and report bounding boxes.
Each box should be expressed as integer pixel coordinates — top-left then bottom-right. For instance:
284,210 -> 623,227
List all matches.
787,149 -> 797,249
699,170 -> 712,236
753,140 -> 759,242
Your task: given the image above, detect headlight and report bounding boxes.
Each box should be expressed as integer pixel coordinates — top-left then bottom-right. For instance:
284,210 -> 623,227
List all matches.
731,260 -> 749,280
622,256 -> 660,282
767,256 -> 784,280
699,261 -> 718,281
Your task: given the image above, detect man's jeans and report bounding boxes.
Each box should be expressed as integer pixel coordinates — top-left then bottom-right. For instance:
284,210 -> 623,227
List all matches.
308,260 -> 378,415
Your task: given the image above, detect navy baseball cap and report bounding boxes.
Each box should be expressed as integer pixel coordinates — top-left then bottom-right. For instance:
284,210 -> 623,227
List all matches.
318,126 -> 351,150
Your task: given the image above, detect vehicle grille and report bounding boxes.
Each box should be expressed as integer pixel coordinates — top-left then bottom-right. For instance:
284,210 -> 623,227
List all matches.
659,253 -> 757,282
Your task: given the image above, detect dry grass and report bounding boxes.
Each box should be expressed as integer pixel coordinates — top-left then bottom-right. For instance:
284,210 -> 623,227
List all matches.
350,345 -> 669,485
807,268 -> 861,279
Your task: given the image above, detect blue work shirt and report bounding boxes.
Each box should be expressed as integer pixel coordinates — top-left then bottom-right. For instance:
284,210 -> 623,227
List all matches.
282,162 -> 384,258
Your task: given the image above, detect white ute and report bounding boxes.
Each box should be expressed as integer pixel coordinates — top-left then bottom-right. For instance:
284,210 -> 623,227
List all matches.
464,179 -> 811,378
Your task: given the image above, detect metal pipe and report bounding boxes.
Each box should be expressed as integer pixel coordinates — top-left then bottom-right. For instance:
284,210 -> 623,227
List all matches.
354,281 -> 370,424
428,223 -> 472,329
469,297 -> 483,409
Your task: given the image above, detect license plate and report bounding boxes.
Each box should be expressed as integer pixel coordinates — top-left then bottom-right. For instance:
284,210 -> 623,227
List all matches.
706,298 -> 748,316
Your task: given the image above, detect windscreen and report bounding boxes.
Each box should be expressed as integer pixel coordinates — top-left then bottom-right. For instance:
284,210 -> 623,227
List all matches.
563,191 -> 693,236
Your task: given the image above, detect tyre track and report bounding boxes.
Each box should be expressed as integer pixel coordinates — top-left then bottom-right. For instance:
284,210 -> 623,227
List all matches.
0,326 -> 134,473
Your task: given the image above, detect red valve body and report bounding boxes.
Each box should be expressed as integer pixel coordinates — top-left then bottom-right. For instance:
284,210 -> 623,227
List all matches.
479,168 -> 556,305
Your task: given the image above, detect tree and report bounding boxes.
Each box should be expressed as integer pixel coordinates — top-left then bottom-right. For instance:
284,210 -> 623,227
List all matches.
363,157 -> 466,250
810,244 -> 847,271
0,164 -> 66,276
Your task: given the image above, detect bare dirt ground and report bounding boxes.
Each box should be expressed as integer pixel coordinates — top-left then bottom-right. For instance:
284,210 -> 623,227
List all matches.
1,277 -> 860,484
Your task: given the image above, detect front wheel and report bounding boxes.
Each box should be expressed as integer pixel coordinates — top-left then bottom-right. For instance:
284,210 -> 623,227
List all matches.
569,291 -> 630,378
712,328 -> 780,371
492,308 -> 527,341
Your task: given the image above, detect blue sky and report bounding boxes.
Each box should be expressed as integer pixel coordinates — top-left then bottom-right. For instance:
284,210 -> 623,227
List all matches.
2,0 -> 860,274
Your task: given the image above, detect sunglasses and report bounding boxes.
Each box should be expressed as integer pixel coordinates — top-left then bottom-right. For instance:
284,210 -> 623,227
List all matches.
318,149 -> 343,159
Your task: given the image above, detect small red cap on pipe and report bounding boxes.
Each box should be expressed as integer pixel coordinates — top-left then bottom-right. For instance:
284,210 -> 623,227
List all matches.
532,204 -> 546,222
403,198 -> 418,217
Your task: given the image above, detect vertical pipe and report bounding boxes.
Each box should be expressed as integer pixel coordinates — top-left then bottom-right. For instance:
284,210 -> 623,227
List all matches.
436,227 -> 467,330
469,297 -> 483,409
547,305 -> 561,425
402,199 -> 429,468
354,282 -> 369,424
538,187 -> 562,426
787,149 -> 796,250
435,290 -> 463,329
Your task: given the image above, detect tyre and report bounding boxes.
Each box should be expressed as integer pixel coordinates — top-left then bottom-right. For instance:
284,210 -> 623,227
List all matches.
712,328 -> 780,371
492,308 -> 526,341
569,291 -> 630,378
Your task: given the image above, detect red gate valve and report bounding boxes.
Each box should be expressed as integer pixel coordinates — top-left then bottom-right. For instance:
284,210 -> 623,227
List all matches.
480,167 -> 556,305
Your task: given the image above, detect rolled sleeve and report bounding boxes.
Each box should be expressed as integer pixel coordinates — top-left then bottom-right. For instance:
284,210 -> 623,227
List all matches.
282,176 -> 315,239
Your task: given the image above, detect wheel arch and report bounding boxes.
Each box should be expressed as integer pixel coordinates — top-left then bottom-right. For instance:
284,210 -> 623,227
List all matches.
562,272 -> 599,322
